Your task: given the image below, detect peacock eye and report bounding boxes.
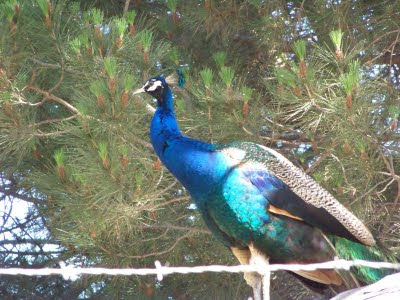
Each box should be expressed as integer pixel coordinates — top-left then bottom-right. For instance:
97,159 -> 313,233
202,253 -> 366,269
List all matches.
144,81 -> 153,90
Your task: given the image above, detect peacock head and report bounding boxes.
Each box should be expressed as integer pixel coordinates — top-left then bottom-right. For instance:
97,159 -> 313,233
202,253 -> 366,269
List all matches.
133,68 -> 185,106
133,75 -> 168,104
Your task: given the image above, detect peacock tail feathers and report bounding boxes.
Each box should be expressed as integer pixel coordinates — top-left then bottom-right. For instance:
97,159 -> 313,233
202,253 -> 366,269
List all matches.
330,235 -> 398,283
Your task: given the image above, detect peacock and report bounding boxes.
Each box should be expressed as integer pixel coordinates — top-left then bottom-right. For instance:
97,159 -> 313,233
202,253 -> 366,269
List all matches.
133,73 -> 398,298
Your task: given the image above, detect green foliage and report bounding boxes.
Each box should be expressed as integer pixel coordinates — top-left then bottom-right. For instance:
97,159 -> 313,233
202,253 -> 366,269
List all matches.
103,57 -> 117,79
89,80 -> 105,97
200,68 -> 213,87
247,0 -> 264,9
169,47 -> 179,65
292,40 -> 307,61
213,51 -> 227,68
356,141 -> 366,152
125,10 -> 137,24
340,60 -> 360,94
118,144 -> 129,156
157,17 -> 171,34
97,142 -> 108,161
219,66 -> 234,87
69,37 -> 81,54
0,0 -> 17,21
113,17 -> 127,37
53,149 -> 65,166
123,74 -> 135,92
139,29 -> 153,51
90,8 -> 103,25
241,86 -> 253,103
166,0 -> 178,12
78,33 -> 89,46
330,29 -> 344,51
36,0 -> 49,17
388,105 -> 400,119
274,67 -> 296,87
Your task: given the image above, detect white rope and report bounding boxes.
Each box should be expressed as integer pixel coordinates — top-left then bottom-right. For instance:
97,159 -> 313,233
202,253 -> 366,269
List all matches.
1,260 -> 399,300
0,259 -> 399,281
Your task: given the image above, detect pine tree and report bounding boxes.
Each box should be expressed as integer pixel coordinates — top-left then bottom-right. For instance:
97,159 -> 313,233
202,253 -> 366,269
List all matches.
1,1 -> 399,298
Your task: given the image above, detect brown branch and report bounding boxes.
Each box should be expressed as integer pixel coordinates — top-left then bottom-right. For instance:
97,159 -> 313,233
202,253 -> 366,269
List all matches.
137,224 -> 211,235
369,29 -> 400,48
130,136 -> 153,150
154,179 -> 178,198
141,196 -> 190,211
264,116 -> 311,139
352,178 -> 394,205
2,192 -> 40,204
140,229 -> 170,242
388,31 -> 400,66
25,85 -> 81,115
123,0 -> 131,15
366,30 -> 400,65
0,215 -> 40,234
374,53 -> 400,66
31,58 -> 61,69
330,154 -> 356,193
33,130 -> 71,137
0,250 -> 64,256
28,115 -> 77,127
30,58 -> 82,75
0,239 -> 60,246
124,231 -> 193,259
305,149 -> 332,174
241,125 -> 254,136
261,136 -> 305,147
49,56 -> 65,93
376,148 -> 400,235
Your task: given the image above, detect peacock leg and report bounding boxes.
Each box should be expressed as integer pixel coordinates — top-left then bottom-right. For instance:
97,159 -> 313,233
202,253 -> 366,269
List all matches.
231,247 -> 263,300
249,243 -> 270,300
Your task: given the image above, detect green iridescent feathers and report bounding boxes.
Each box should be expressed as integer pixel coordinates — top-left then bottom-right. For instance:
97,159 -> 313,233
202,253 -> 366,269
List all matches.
331,236 -> 398,283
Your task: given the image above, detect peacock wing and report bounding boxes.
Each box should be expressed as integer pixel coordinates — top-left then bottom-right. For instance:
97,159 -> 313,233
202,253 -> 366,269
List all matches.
221,142 -> 375,246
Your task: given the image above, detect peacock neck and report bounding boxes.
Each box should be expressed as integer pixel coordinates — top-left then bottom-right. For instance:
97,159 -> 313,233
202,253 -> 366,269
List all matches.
150,87 -> 182,158
149,87 -> 225,201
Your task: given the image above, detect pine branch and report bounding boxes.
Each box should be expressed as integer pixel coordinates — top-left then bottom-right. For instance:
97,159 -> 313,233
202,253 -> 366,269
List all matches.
0,215 -> 40,234
28,115 -> 77,127
33,130 -> 71,137
305,148 -> 334,174
140,196 -> 190,210
0,250 -> 64,256
48,56 -> 65,94
24,85 -> 81,115
123,231 -> 193,259
30,58 -> 82,75
123,0 -> 131,15
0,239 -> 60,246
137,224 -> 211,235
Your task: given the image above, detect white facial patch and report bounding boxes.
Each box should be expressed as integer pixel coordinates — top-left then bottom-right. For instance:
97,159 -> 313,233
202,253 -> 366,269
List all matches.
145,80 -> 162,92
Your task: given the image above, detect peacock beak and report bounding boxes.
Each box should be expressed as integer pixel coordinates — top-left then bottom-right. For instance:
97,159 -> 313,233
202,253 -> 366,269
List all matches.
132,87 -> 146,95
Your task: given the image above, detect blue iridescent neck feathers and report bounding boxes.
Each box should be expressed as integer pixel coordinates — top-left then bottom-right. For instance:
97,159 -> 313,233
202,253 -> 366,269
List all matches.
144,75 -> 219,196
149,79 -> 181,158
